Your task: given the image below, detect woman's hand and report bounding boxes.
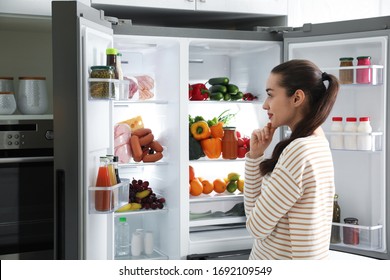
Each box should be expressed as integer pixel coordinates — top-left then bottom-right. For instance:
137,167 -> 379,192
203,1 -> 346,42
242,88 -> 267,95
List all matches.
248,122 -> 276,159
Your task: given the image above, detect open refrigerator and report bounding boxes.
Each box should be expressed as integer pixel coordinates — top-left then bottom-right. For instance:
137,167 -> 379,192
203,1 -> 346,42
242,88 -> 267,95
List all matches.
52,1 -> 389,260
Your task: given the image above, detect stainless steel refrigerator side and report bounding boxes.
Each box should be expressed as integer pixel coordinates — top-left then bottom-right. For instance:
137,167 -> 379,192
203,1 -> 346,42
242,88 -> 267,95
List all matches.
52,1 -> 111,260
282,19 -> 390,260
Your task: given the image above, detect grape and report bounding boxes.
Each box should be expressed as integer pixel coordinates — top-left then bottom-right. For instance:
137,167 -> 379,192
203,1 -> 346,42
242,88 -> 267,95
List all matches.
151,203 -> 157,210
131,179 -> 137,185
142,181 -> 149,187
157,203 -> 164,209
143,203 -> 150,210
137,179 -> 143,185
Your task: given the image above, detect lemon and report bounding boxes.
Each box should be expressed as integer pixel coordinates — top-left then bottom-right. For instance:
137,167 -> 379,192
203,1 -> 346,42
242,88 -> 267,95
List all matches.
237,179 -> 244,192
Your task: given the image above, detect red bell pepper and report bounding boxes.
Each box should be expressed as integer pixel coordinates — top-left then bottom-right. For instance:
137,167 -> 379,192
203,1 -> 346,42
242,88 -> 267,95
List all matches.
189,83 -> 209,101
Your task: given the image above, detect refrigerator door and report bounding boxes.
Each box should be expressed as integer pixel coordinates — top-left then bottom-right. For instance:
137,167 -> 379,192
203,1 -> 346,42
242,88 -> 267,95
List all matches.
282,17 -> 390,259
53,1 -> 113,259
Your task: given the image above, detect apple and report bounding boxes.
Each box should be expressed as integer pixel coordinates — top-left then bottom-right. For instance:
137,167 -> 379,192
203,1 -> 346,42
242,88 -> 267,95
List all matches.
237,147 -> 247,158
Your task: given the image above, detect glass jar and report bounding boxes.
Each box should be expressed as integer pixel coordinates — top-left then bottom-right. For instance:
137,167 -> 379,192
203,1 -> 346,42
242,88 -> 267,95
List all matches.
222,127 -> 238,159
17,77 -> 49,115
0,91 -> 17,115
339,57 -> 354,84
343,217 -> 359,245
356,56 -> 372,84
89,66 -> 115,99
330,194 -> 341,244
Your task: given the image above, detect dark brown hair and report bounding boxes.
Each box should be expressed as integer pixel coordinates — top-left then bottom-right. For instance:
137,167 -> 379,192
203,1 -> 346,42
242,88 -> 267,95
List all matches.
260,59 -> 339,176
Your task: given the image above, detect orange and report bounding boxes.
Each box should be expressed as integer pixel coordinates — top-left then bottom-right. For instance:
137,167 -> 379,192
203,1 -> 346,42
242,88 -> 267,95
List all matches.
201,179 -> 214,195
190,178 -> 203,196
189,165 -> 195,182
213,178 -> 227,194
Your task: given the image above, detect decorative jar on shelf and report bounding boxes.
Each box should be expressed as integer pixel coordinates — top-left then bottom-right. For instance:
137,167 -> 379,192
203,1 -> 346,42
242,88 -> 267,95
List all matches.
0,91 -> 17,115
17,77 -> 49,114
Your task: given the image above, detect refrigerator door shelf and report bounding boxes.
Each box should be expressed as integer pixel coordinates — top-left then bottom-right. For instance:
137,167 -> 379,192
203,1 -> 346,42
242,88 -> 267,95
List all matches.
331,223 -> 383,251
326,131 -> 383,152
322,65 -> 384,86
114,208 -> 168,217
115,247 -> 168,260
88,78 -> 130,100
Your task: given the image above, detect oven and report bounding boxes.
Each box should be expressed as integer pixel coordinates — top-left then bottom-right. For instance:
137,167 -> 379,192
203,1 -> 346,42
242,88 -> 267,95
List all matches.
0,119 -> 54,260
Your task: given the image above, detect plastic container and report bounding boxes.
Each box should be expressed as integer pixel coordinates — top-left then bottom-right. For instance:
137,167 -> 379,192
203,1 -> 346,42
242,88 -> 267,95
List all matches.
339,57 -> 354,84
344,117 -> 357,150
343,217 -> 360,245
116,217 -> 130,257
222,127 -> 238,159
330,116 -> 343,149
0,91 -> 17,115
357,117 -> 372,151
356,56 -> 372,84
17,77 -> 49,114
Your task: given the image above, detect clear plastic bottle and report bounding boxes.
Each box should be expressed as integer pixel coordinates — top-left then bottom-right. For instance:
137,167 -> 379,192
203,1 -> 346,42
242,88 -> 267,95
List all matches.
116,217 -> 130,257
330,117 -> 343,149
344,117 -> 358,150
116,53 -> 124,80
357,116 -> 372,151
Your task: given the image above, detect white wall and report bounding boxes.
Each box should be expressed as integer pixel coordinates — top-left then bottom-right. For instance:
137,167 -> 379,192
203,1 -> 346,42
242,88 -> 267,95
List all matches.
288,0 -> 390,27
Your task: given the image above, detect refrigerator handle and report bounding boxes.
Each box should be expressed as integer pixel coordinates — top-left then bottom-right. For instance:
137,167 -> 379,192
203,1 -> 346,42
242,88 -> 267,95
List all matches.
55,169 -> 66,260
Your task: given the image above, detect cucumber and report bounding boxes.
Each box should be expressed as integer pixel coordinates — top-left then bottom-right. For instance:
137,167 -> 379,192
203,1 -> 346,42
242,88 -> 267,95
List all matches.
226,84 -> 239,95
209,85 -> 227,93
209,92 -> 224,100
223,93 -> 232,101
231,91 -> 244,100
208,77 -> 229,86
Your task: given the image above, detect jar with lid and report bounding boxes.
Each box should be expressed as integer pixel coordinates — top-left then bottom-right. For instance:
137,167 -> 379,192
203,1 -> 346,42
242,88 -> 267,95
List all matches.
0,77 -> 14,92
339,57 -> 354,84
344,117 -> 357,150
356,56 -> 372,84
0,91 -> 17,115
89,65 -> 115,99
357,116 -> 372,151
222,127 -> 238,159
17,77 -> 48,115
330,194 -> 341,244
330,116 -> 343,149
343,217 -> 359,245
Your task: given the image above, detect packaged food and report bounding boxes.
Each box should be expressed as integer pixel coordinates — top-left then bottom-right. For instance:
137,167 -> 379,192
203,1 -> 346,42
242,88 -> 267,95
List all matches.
356,56 -> 372,84
339,57 -> 354,84
89,66 -> 115,99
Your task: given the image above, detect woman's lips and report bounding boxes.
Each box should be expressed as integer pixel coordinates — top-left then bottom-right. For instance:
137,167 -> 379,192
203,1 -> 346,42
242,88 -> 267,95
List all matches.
268,113 -> 273,120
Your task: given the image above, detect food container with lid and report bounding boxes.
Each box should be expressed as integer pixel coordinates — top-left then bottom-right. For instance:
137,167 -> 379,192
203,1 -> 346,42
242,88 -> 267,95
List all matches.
356,56 -> 372,84
0,77 -> 15,92
339,57 -> 354,84
89,65 -> 117,99
17,77 -> 49,115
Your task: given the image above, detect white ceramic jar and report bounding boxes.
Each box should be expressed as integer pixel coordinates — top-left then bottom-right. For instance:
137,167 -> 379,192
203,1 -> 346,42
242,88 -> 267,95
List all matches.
0,91 -> 17,115
17,77 -> 48,115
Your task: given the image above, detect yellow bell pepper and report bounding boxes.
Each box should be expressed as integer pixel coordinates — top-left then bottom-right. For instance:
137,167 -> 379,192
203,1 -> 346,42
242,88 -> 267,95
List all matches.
190,121 -> 211,141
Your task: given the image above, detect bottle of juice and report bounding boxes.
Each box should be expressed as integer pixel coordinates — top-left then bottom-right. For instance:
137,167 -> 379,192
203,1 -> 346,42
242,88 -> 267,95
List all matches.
107,155 -> 118,186
95,156 -> 112,211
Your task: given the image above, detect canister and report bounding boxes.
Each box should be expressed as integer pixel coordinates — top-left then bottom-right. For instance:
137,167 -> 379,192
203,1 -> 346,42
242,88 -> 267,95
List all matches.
0,91 -> 17,115
0,77 -> 15,92
356,56 -> 372,84
339,57 -> 354,84
343,217 -> 359,245
17,77 -> 48,115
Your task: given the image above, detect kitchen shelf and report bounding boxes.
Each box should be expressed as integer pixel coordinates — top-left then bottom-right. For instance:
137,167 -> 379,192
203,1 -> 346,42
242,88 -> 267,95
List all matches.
0,114 -> 53,120
115,247 -> 168,260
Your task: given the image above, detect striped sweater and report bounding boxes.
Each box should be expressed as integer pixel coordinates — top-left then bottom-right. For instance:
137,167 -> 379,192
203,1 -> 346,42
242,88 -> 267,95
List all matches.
244,135 -> 335,260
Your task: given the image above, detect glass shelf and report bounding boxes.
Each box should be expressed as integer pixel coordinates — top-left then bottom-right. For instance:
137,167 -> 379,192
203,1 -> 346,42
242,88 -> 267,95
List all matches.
190,192 -> 243,203
115,247 -> 168,260
322,65 -> 384,85
326,131 -> 383,151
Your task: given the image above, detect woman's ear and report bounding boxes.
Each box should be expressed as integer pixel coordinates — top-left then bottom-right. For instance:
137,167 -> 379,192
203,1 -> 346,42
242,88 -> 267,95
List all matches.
292,89 -> 305,107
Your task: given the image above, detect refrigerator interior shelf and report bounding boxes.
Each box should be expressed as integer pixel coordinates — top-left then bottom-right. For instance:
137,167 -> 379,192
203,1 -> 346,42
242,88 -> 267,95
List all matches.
322,65 -> 383,85
113,99 -> 169,106
189,227 -> 251,243
332,222 -> 383,231
190,158 -> 245,162
322,65 -> 384,71
88,78 -> 129,100
190,192 -> 243,203
189,100 -> 261,104
190,216 -> 246,227
88,179 -> 130,214
115,247 -> 168,260
114,208 -> 168,216
118,161 -> 168,168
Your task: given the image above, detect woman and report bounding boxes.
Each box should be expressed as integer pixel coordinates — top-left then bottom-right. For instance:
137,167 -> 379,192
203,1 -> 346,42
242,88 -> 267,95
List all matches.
244,59 -> 339,260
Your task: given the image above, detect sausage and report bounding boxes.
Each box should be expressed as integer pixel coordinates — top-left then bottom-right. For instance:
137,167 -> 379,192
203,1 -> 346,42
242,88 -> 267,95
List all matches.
130,135 -> 142,161
139,133 -> 154,146
142,152 -> 163,163
132,128 -> 152,137
150,140 -> 163,152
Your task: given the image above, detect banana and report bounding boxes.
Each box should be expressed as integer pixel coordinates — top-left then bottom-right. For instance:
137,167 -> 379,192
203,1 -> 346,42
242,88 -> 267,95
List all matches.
116,202 -> 142,212
135,189 -> 151,199
227,172 -> 240,181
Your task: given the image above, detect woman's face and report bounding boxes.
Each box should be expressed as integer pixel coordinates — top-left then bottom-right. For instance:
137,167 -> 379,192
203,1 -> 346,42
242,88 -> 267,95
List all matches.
263,73 -> 303,130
